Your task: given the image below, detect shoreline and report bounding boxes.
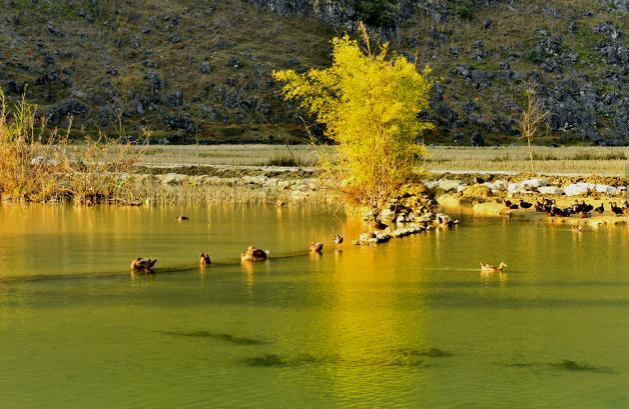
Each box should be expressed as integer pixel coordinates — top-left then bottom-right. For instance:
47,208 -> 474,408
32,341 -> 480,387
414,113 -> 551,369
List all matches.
130,163 -> 627,202
1,164 -> 627,211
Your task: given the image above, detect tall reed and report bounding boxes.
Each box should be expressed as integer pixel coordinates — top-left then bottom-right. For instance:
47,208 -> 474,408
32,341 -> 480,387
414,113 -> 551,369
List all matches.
0,89 -> 144,204
0,90 -> 64,202
62,134 -> 145,205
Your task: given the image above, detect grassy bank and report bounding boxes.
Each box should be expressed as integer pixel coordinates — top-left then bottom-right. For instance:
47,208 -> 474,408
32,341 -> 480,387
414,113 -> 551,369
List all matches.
133,145 -> 629,176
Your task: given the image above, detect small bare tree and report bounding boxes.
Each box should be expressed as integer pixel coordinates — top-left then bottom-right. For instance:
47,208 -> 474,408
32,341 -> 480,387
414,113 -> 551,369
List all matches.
518,83 -> 550,170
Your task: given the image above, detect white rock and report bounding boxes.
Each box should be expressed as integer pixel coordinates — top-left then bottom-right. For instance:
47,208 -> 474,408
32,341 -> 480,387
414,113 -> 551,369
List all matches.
520,178 -> 548,188
494,180 -> 509,191
395,215 -> 408,223
564,183 -> 595,196
538,186 -> 564,195
380,208 -> 396,220
160,173 -> 187,185
595,184 -> 618,194
437,180 -> 463,192
507,183 -> 520,194
483,180 -> 507,192
423,181 -> 439,190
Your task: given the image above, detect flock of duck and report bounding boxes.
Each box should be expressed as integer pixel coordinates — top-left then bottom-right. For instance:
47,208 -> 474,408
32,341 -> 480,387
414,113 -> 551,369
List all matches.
130,217 -> 510,277
504,198 -> 629,218
128,195 -> 628,277
130,232 -> 344,273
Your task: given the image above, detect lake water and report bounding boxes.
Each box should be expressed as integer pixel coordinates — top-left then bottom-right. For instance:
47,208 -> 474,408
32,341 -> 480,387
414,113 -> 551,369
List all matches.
0,204 -> 628,408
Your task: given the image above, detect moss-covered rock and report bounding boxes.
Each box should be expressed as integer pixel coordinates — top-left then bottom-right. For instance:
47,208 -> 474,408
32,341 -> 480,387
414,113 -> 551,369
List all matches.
462,184 -> 493,199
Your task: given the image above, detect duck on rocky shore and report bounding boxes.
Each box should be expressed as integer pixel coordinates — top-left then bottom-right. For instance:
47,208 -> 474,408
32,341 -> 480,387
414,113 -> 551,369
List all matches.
536,199 -> 628,218
519,199 -> 533,209
610,202 -> 624,216
571,200 -> 593,214
373,219 -> 388,231
503,199 -> 519,210
594,203 -> 605,215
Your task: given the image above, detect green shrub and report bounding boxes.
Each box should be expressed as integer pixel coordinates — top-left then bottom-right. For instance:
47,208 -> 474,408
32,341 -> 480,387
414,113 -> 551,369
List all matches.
355,0 -> 394,27
524,48 -> 543,63
453,1 -> 474,20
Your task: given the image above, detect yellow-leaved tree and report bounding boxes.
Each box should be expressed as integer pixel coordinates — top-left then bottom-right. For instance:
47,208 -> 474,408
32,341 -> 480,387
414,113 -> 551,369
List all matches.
273,26 -> 433,207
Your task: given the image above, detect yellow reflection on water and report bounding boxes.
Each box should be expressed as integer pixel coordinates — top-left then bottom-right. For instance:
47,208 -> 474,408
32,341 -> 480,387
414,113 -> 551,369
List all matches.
308,235 -> 429,406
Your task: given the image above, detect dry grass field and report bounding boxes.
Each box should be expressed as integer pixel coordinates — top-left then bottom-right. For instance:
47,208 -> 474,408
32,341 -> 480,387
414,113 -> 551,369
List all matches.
135,145 -> 323,167
425,146 -> 629,176
134,145 -> 629,176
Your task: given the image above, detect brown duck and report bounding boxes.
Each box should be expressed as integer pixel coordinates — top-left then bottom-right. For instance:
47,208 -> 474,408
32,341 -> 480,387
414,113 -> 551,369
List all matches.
310,242 -> 324,253
131,258 -> 157,272
241,246 -> 269,262
199,253 -> 211,267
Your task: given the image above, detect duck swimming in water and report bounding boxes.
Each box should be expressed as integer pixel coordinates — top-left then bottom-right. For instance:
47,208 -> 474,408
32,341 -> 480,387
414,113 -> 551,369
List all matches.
334,234 -> 344,245
480,262 -> 507,273
310,242 -> 324,253
241,246 -> 269,262
176,216 -> 189,222
199,253 -> 211,267
131,258 -> 157,272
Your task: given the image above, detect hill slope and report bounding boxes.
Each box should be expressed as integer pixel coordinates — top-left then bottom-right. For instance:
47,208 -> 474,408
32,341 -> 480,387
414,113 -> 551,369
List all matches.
0,0 -> 627,145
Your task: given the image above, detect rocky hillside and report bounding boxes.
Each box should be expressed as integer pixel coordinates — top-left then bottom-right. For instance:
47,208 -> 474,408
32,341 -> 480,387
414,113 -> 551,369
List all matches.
1,0 -> 627,145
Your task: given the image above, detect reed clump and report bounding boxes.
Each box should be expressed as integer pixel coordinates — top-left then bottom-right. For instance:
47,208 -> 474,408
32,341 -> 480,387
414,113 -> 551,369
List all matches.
0,89 -> 143,205
0,91 -> 63,202
61,135 -> 146,205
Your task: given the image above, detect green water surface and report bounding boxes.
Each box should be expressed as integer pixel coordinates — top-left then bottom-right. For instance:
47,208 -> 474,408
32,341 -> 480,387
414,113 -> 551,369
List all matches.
0,204 -> 628,408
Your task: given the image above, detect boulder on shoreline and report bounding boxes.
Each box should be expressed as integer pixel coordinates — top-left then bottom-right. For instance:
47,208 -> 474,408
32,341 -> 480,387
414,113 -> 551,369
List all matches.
564,183 -> 621,196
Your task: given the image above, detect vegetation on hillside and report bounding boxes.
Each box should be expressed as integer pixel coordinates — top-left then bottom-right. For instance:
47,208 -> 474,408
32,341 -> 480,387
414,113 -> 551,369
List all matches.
1,0 -> 627,145
274,26 -> 433,206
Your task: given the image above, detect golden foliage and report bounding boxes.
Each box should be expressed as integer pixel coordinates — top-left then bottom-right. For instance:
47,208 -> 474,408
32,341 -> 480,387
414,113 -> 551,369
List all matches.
273,26 -> 433,206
